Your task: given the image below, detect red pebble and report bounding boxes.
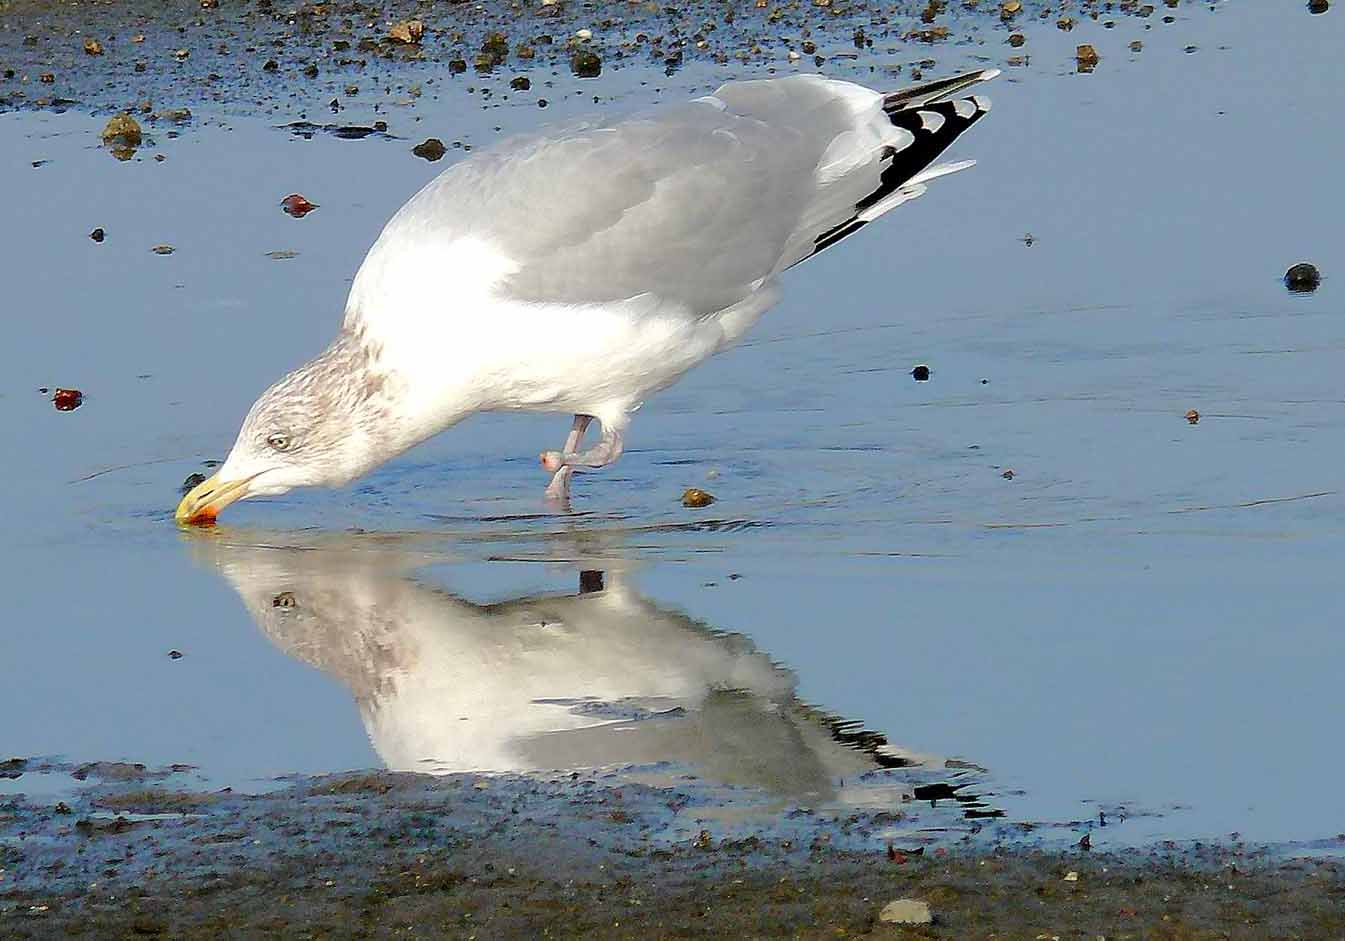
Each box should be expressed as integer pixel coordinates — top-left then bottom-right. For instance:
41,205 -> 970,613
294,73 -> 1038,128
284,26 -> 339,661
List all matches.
52,388 -> 83,411
280,193 -> 319,217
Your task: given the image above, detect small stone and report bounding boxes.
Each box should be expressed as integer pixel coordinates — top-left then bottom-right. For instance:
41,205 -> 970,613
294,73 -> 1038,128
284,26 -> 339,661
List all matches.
575,28 -> 593,40
879,899 -> 933,925
167,649 -> 184,660
448,58 -> 467,74
1078,833 -> 1092,850
1008,33 -> 1025,46
571,49 -> 602,77
263,59 -> 279,71
1130,40 -> 1144,52
388,19 -> 424,44
151,244 -> 175,255
173,48 -> 190,61
510,75 -> 531,91
39,72 -> 55,84
1308,0 -> 1328,12
89,227 -> 105,242
52,388 -> 84,411
1001,469 -> 1016,480
480,32 -> 510,65
681,488 -> 716,508
280,193 -> 319,217
1000,0 -> 1021,19
83,38 -> 104,56
344,84 -> 359,96
1064,870 -> 1079,882
1185,409 -> 1200,425
265,250 -> 300,260
180,472 -> 207,494
1076,44 -> 1100,71
131,33 -> 145,43
412,138 -> 447,161
911,364 -> 931,381
101,113 -> 142,147
157,107 -> 192,123
1284,262 -> 1321,293
1057,16 -> 1075,29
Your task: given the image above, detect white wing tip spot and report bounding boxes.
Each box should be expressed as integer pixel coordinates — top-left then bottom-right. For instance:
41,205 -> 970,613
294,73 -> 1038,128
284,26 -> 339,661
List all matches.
918,110 -> 946,133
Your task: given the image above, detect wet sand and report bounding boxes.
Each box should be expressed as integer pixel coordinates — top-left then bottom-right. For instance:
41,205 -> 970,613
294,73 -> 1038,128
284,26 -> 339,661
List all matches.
4,768 -> 1344,938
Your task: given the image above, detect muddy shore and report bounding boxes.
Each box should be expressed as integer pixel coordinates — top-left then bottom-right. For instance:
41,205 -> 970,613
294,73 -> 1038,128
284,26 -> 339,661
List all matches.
4,768 -> 1344,938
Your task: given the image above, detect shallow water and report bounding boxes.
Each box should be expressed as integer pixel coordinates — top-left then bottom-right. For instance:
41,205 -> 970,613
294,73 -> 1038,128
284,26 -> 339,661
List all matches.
2,2 -> 1343,849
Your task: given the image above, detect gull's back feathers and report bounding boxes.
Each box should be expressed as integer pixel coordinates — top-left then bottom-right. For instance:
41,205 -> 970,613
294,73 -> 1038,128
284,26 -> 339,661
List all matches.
346,70 -> 998,325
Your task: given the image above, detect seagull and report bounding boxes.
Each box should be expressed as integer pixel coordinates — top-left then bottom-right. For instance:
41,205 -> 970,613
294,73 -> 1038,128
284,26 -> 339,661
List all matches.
177,69 -> 998,523
196,535 -> 938,799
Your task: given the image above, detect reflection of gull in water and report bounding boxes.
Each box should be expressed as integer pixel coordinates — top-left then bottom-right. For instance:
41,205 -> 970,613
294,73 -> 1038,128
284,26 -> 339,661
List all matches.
191,535 -> 951,804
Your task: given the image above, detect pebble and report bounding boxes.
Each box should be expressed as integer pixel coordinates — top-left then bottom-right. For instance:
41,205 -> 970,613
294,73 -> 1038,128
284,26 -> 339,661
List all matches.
52,388 -> 84,411
1076,44 -> 1100,71
1284,262 -> 1321,293
571,49 -> 602,77
83,38 -> 103,56
681,488 -> 715,508
89,227 -> 105,242
280,193 -> 319,217
388,20 -> 424,44
100,113 -> 142,147
180,472 -> 207,494
151,244 -> 175,255
1185,409 -> 1200,425
412,138 -> 447,161
1308,0 -> 1329,13
911,364 -> 931,381
879,899 -> 933,925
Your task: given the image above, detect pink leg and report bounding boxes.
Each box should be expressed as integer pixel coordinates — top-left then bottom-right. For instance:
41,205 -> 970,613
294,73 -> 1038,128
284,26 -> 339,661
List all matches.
541,414 -> 625,501
543,415 -> 591,502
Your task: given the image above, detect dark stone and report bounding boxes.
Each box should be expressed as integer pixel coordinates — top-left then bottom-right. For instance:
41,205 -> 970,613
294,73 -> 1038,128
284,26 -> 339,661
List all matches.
1285,262 -> 1321,294
571,50 -> 602,78
412,138 -> 447,161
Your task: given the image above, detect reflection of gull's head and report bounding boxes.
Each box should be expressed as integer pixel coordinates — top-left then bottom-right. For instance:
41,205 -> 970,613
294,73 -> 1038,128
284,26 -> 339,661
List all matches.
191,533 -> 927,803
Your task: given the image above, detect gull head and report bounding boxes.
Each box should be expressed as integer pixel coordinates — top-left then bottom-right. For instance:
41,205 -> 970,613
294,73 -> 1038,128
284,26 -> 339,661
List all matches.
177,334 -> 395,525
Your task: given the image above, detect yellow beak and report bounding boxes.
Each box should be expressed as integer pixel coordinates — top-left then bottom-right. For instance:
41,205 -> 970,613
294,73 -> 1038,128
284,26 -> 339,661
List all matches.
175,471 -> 256,526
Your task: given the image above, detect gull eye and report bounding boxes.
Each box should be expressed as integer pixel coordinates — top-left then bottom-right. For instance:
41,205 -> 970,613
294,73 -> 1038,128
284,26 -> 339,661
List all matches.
266,432 -> 293,452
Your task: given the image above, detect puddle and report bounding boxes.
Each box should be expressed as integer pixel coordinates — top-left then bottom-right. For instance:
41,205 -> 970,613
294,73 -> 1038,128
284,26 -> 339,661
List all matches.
2,0 -> 1343,855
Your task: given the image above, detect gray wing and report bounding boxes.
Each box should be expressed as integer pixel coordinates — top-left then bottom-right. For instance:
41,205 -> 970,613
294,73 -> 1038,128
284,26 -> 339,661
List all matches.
381,72 -> 995,316
386,78 -> 857,314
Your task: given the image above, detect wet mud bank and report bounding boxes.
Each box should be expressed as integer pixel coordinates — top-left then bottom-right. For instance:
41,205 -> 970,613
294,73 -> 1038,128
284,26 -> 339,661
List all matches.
3,768 -> 1344,938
